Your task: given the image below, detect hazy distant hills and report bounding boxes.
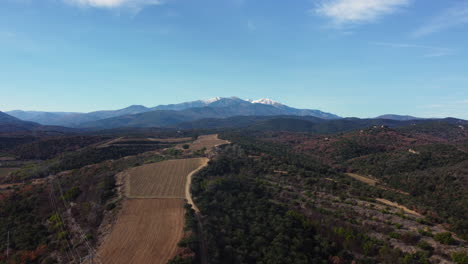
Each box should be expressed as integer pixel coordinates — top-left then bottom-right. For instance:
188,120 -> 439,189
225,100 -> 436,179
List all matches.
375,114 -> 424,121
7,105 -> 150,127
0,111 -> 40,132
6,97 -> 340,128
0,111 -> 79,134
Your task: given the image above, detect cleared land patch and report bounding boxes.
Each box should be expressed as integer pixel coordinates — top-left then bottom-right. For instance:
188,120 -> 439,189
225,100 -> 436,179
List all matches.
345,173 -> 409,195
98,199 -> 185,264
376,198 -> 422,216
189,134 -> 229,151
148,137 -> 192,143
126,158 -> 208,198
98,137 -> 192,148
345,173 -> 377,186
98,137 -> 217,264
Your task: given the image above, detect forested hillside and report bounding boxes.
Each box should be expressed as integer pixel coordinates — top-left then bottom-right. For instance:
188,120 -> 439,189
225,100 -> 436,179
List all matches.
182,133 -> 466,264
260,122 -> 468,241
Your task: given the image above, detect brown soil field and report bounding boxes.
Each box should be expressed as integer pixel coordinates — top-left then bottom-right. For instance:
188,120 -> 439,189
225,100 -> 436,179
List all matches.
148,137 -> 192,143
126,158 -> 208,198
97,199 -> 185,264
188,134 -> 229,151
98,137 -> 192,149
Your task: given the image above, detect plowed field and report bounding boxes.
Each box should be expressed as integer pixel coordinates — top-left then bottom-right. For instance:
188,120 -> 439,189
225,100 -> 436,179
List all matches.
126,158 -> 207,198
189,134 -> 229,151
98,199 -> 185,264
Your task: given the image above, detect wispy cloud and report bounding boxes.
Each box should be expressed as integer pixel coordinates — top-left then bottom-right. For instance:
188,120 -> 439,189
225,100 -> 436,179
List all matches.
373,42 -> 453,58
413,3 -> 468,37
65,0 -> 163,10
313,0 -> 410,25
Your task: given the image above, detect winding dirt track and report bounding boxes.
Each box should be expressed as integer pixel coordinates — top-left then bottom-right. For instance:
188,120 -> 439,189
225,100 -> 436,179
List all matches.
97,134 -> 229,264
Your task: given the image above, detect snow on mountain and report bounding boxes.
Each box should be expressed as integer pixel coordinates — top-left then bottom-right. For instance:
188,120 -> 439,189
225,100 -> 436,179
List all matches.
202,97 -> 222,104
251,98 -> 283,107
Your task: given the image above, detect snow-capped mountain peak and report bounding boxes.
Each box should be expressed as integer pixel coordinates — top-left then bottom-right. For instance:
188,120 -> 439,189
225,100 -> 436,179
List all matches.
251,98 -> 283,106
202,97 -> 222,104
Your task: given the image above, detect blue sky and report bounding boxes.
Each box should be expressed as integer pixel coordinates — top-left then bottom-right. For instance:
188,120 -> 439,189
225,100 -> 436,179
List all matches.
0,0 -> 467,118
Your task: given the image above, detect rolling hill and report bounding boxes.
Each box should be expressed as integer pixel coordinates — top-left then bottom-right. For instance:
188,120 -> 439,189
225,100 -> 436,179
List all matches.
376,114 -> 424,120
0,111 -> 40,133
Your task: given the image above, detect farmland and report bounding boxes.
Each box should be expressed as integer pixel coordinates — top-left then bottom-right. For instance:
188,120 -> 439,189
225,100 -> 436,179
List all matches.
98,137 -> 192,148
97,136 -> 228,263
126,158 -> 208,198
97,199 -> 185,264
188,134 -> 229,151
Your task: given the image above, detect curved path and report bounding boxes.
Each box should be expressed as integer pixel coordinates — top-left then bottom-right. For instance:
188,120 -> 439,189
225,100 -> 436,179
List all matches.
97,134 -> 229,264
184,158 -> 209,212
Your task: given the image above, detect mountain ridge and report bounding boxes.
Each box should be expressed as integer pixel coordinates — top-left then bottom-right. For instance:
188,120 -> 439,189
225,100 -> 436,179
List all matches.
7,97 -> 340,127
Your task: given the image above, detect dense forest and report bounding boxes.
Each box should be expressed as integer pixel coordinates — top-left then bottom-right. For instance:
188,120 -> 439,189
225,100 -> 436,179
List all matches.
258,124 -> 468,240
182,133 -> 467,264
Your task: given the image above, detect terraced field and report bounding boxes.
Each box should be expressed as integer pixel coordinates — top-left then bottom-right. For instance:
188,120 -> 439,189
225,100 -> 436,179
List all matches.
126,158 -> 208,198
98,199 -> 185,264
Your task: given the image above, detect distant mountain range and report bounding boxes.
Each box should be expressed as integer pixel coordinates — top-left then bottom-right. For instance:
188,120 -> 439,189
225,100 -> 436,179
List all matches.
3,97 -> 464,131
0,111 -> 39,132
0,111 -> 77,134
1,110 -> 466,136
6,105 -> 150,127
6,97 -> 340,128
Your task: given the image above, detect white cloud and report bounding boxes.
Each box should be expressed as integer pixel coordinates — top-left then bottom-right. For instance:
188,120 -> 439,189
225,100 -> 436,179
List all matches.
373,42 -> 453,58
314,0 -> 410,25
65,0 -> 163,9
413,3 -> 468,37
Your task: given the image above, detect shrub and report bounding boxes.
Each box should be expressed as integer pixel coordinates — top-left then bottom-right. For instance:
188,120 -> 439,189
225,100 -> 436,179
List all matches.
434,232 -> 455,245
416,241 -> 433,252
401,232 -> 420,245
417,228 -> 433,237
389,232 -> 401,239
452,251 -> 468,264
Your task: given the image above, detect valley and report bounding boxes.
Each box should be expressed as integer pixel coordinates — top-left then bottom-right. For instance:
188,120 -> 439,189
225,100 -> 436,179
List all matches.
0,105 -> 466,264
4,0 -> 468,262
